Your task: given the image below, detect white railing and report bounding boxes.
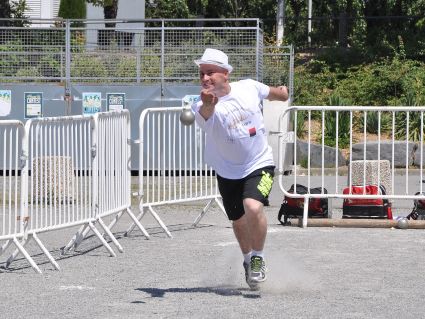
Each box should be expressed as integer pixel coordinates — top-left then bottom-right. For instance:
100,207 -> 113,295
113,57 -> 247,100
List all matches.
25,116 -> 94,233
278,106 -> 425,227
0,110 -> 142,273
127,107 -> 225,237
0,121 -> 25,241
0,121 -> 37,270
5,105 -> 425,272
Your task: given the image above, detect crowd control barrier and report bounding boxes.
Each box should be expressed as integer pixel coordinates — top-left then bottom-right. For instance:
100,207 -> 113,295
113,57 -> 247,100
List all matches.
126,107 -> 226,237
0,110 -> 146,273
277,106 -> 425,228
0,121 -> 38,270
6,105 -> 425,272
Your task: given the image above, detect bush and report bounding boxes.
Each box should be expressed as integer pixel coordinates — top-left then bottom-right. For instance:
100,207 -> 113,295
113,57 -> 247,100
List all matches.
322,95 -> 350,148
58,0 -> 86,26
115,56 -> 137,80
71,55 -> 108,81
395,91 -> 425,141
15,67 -> 42,81
0,39 -> 27,76
293,59 -> 337,106
293,56 -> 425,107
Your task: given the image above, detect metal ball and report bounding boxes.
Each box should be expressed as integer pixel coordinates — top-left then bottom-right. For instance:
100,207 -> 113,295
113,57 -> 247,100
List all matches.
397,217 -> 409,230
180,108 -> 195,126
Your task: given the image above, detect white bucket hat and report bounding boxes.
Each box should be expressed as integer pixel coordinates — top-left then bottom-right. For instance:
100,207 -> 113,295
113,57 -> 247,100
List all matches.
194,48 -> 233,73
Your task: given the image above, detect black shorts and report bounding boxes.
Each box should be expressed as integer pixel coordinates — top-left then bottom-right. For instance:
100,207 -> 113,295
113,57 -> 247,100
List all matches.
216,166 -> 275,221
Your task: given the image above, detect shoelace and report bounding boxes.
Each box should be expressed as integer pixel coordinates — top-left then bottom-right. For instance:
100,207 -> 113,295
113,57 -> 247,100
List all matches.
251,256 -> 263,272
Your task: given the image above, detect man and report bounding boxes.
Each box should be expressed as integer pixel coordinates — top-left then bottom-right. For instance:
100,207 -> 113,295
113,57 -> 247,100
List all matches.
192,48 -> 289,289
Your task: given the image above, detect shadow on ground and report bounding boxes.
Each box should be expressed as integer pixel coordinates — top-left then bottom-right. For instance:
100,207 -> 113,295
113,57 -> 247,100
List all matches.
134,286 -> 261,299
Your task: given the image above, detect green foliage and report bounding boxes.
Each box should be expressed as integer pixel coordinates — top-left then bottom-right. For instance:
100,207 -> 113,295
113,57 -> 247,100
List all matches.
0,0 -> 28,26
0,39 -> 27,76
86,0 -> 116,7
365,111 -> 391,134
295,110 -> 307,138
115,56 -> 137,79
146,0 -> 190,19
293,60 -> 337,106
58,0 -> 86,20
15,67 -> 41,80
10,0 -> 29,25
323,95 -> 350,148
38,54 -> 62,78
299,156 -> 309,168
395,91 -> 425,141
293,56 -> 425,113
71,55 -> 108,81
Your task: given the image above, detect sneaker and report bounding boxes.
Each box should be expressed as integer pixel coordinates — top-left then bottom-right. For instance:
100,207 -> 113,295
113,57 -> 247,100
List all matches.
243,261 -> 258,290
250,255 -> 267,284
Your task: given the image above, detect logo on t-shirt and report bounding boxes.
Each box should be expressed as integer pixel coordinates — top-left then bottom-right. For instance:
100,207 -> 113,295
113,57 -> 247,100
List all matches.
248,127 -> 256,137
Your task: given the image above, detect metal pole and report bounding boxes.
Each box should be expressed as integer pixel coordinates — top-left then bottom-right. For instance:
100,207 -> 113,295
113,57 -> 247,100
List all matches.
276,0 -> 285,46
65,20 -> 72,115
160,19 -> 165,104
308,0 -> 312,46
256,19 -> 262,82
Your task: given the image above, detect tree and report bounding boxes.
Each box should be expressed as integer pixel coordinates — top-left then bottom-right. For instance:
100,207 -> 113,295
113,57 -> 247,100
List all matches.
146,0 -> 189,19
86,0 -> 118,19
86,0 -> 119,46
0,0 -> 28,26
0,0 -> 11,20
59,0 -> 87,19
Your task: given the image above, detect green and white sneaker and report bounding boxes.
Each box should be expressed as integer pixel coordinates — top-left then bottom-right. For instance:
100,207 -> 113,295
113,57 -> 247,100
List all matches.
250,255 -> 267,284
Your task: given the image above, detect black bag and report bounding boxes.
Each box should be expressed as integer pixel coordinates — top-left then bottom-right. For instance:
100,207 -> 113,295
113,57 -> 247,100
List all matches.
278,184 -> 328,226
407,192 -> 425,220
342,184 -> 392,219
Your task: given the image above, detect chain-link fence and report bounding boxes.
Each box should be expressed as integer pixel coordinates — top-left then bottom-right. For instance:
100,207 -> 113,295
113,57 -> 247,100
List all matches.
0,18 -> 292,88
279,15 -> 424,60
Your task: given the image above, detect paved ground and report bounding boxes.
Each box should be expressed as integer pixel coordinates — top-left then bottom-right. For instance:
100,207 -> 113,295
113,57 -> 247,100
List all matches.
1,180 -> 425,319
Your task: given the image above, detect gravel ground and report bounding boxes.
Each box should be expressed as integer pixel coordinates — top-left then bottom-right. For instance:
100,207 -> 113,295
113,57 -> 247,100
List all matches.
1,179 -> 425,318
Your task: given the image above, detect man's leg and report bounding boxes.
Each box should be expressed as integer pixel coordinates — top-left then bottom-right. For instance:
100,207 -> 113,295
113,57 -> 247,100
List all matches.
232,214 -> 252,254
232,198 -> 268,288
243,198 -> 267,251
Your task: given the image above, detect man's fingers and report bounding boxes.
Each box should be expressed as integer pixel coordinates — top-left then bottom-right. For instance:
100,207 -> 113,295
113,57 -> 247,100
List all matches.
201,90 -> 217,105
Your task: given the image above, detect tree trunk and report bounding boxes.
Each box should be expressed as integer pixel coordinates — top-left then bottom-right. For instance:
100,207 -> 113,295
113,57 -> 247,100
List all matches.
0,0 -> 11,26
338,12 -> 347,47
99,0 -> 119,46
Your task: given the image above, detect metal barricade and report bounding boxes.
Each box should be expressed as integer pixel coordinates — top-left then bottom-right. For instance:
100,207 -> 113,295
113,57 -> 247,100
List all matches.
278,106 -> 425,227
91,110 -> 149,243
127,107 -> 225,237
0,121 -> 35,269
0,110 -> 137,273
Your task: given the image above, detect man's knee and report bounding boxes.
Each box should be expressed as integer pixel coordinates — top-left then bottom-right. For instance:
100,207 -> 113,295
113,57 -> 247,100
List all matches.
243,198 -> 264,215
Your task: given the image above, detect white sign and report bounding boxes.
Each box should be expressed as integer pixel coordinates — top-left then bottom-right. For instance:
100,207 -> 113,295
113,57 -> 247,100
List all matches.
82,92 -> 102,116
24,92 -> 42,118
107,93 -> 125,111
0,90 -> 11,116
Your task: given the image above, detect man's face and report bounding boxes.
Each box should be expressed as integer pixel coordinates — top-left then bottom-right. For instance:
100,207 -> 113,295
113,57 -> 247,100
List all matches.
199,64 -> 229,93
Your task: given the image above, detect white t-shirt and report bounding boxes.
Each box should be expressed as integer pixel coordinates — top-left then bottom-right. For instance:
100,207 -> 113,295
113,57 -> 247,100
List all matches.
192,79 -> 274,179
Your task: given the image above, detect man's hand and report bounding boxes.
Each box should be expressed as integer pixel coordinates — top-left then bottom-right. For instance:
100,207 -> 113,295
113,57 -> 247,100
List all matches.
199,89 -> 218,120
267,85 -> 289,102
201,89 -> 218,107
